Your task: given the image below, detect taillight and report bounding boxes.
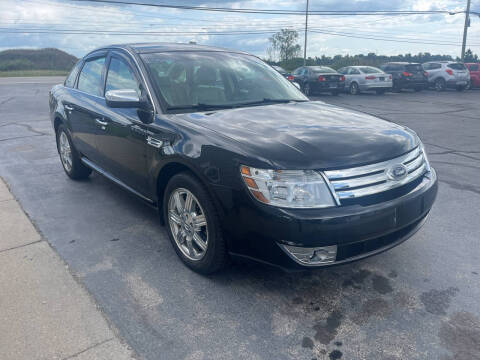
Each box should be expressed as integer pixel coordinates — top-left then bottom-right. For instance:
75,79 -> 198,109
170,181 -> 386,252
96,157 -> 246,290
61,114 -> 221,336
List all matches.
424,71 -> 428,77
446,69 -> 453,76
317,76 -> 326,82
287,75 -> 294,81
339,75 -> 345,81
402,71 -> 412,77
365,75 -> 376,80
389,75 -> 392,80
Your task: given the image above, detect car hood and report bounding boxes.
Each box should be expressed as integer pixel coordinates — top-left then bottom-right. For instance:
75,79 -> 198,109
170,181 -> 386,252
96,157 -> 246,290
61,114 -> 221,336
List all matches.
177,101 -> 418,170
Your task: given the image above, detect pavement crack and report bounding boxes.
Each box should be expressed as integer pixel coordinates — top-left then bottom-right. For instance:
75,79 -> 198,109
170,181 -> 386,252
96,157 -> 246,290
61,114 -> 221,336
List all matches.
0,122 -> 49,136
61,338 -> 114,360
0,96 -> 14,106
0,239 -> 44,254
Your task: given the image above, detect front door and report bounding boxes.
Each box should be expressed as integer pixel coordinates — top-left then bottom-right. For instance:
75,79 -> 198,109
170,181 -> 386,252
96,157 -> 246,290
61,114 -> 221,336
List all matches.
95,52 -> 151,196
67,54 -> 106,163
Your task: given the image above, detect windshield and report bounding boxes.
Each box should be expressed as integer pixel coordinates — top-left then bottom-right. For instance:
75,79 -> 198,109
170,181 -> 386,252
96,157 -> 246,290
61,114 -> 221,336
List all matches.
359,66 -> 383,74
405,64 -> 423,72
310,67 -> 336,74
141,51 -> 306,112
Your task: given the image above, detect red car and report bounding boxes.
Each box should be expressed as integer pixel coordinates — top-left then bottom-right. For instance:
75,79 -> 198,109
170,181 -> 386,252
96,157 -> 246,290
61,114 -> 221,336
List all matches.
466,63 -> 480,88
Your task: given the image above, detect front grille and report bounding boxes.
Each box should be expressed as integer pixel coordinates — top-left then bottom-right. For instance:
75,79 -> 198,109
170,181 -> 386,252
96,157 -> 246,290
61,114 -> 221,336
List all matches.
324,146 -> 428,202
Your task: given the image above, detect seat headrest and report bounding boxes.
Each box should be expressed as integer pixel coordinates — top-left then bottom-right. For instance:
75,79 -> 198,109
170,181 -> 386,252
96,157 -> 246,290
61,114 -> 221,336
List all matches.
195,66 -> 217,85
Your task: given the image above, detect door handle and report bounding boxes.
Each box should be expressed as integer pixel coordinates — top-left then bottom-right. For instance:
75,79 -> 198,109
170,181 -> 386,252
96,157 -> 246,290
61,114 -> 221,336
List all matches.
95,118 -> 108,127
64,104 -> 74,111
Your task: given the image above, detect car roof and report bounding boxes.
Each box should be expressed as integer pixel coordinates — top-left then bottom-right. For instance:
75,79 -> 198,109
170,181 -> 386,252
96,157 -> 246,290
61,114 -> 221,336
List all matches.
86,42 -> 249,57
384,62 -> 420,65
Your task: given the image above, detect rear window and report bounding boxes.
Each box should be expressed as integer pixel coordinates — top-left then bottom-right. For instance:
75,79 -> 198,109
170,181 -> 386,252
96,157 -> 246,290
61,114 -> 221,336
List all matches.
447,63 -> 466,70
310,67 -> 336,74
469,64 -> 479,71
405,64 -> 423,72
359,67 -> 382,74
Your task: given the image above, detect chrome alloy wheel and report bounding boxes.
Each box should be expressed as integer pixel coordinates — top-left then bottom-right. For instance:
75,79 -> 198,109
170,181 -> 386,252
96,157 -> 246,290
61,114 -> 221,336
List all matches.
59,131 -> 72,172
168,188 -> 208,261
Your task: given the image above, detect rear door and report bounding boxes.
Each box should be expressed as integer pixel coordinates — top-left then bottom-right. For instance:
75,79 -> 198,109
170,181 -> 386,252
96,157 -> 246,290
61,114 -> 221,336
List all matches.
95,51 -> 152,195
66,53 -> 107,162
467,64 -> 480,86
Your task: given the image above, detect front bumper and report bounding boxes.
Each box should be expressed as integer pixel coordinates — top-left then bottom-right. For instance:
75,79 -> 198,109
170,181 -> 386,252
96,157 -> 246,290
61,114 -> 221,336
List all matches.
222,169 -> 438,270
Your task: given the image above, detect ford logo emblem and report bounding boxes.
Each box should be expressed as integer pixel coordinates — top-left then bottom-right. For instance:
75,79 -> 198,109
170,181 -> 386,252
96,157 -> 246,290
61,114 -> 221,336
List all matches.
387,164 -> 408,181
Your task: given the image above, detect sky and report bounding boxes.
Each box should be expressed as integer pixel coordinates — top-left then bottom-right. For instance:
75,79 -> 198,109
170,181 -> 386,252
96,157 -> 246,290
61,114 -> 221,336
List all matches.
0,0 -> 479,59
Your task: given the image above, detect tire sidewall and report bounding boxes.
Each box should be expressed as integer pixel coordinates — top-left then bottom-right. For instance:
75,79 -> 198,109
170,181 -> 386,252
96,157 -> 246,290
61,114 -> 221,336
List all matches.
349,82 -> 358,95
56,125 -> 75,177
163,172 -> 225,274
435,78 -> 445,91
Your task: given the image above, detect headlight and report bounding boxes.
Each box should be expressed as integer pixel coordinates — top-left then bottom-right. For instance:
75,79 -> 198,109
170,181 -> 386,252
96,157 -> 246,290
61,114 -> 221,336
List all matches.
240,165 -> 336,208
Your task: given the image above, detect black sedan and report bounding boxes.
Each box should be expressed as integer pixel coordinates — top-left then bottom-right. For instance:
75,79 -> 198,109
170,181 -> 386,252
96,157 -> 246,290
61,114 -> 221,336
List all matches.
380,62 -> 429,92
292,66 -> 345,95
49,43 -> 437,273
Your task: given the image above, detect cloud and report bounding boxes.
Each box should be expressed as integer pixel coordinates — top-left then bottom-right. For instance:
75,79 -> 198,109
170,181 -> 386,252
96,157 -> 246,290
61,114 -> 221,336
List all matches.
0,0 -> 478,59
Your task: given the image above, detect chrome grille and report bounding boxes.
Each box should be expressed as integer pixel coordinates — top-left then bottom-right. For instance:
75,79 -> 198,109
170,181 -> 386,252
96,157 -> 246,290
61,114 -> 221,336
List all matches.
324,146 -> 428,201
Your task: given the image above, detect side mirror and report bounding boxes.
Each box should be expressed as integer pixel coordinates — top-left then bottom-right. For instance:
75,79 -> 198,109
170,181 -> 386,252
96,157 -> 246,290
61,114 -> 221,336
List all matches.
105,89 -> 144,108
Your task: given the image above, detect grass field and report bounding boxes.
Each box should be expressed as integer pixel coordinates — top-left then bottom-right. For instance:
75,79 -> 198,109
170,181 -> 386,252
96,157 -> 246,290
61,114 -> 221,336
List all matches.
0,70 -> 68,77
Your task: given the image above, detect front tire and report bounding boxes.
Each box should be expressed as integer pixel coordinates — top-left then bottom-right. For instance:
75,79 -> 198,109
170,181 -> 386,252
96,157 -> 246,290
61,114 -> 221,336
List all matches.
163,172 -> 228,274
56,124 -> 91,180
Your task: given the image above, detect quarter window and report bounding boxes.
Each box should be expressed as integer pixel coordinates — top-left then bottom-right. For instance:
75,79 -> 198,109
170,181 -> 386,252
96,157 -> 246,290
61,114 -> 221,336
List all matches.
65,60 -> 82,88
105,57 -> 140,95
77,57 -> 106,97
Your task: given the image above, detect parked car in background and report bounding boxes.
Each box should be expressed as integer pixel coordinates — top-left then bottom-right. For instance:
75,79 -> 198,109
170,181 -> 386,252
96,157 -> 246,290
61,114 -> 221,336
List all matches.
465,63 -> 480,89
292,66 -> 345,96
337,66 -> 392,95
380,62 -> 428,92
422,61 -> 470,91
271,65 -> 292,80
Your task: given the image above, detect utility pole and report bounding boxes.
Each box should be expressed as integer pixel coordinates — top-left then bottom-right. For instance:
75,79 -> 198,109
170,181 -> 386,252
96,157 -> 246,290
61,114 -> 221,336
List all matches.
461,0 -> 471,61
303,0 -> 309,66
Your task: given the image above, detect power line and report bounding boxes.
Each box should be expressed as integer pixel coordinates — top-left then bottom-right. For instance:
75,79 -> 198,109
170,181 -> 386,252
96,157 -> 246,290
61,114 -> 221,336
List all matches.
73,0 -> 458,16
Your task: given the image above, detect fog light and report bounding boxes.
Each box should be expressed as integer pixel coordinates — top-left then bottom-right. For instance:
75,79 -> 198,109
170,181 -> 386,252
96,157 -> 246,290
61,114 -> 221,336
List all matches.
279,244 -> 337,266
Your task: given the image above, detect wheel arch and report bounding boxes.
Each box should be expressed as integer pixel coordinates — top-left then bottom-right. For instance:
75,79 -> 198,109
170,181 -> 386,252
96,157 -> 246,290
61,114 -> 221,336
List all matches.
155,161 -> 224,225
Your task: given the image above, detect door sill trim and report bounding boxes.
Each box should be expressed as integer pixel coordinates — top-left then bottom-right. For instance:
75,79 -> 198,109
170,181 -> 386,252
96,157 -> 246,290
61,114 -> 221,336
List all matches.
81,157 -> 154,204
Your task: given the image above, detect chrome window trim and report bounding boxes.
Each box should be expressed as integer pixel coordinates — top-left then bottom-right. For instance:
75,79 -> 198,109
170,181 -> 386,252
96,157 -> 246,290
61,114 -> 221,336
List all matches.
122,48 -> 157,115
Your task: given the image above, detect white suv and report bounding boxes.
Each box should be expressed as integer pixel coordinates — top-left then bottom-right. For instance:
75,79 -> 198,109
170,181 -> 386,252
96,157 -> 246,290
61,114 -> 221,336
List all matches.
423,61 -> 470,91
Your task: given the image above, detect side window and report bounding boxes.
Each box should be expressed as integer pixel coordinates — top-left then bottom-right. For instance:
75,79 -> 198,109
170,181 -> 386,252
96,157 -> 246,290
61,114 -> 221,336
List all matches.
349,68 -> 360,75
105,57 -> 140,96
337,68 -> 346,74
77,57 -> 106,97
470,64 -> 479,71
430,63 -> 441,70
65,61 -> 82,88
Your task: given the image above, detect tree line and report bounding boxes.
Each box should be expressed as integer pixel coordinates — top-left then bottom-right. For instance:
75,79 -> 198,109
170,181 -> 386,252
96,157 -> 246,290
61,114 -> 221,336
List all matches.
266,29 -> 479,71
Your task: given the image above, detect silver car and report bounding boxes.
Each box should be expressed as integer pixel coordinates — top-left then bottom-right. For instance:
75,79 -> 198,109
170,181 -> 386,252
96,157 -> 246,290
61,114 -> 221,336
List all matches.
422,61 -> 470,91
338,66 -> 393,95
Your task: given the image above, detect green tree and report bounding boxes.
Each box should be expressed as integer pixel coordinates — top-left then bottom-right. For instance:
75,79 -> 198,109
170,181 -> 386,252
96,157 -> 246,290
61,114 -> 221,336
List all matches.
268,29 -> 301,63
464,49 -> 479,62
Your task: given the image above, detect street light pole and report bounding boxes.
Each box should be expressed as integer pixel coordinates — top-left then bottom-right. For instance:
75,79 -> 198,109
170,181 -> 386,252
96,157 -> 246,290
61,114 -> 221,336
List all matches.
303,0 -> 309,66
461,0 -> 471,61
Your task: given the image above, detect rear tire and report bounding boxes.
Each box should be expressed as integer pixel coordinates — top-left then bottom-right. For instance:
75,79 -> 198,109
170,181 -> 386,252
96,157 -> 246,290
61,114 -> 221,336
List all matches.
163,172 -> 228,274
302,83 -> 311,96
465,80 -> 472,90
56,124 -> 91,180
349,82 -> 359,95
392,81 -> 402,92
375,89 -> 385,95
434,78 -> 446,92
456,85 -> 466,92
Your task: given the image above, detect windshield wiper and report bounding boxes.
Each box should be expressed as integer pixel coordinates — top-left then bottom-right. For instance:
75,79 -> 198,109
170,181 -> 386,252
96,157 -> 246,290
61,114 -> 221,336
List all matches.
166,103 -> 235,111
233,98 -> 308,107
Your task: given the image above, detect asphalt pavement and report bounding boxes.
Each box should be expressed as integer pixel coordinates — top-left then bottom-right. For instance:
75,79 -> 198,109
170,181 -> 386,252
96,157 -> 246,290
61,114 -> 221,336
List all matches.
0,77 -> 479,360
